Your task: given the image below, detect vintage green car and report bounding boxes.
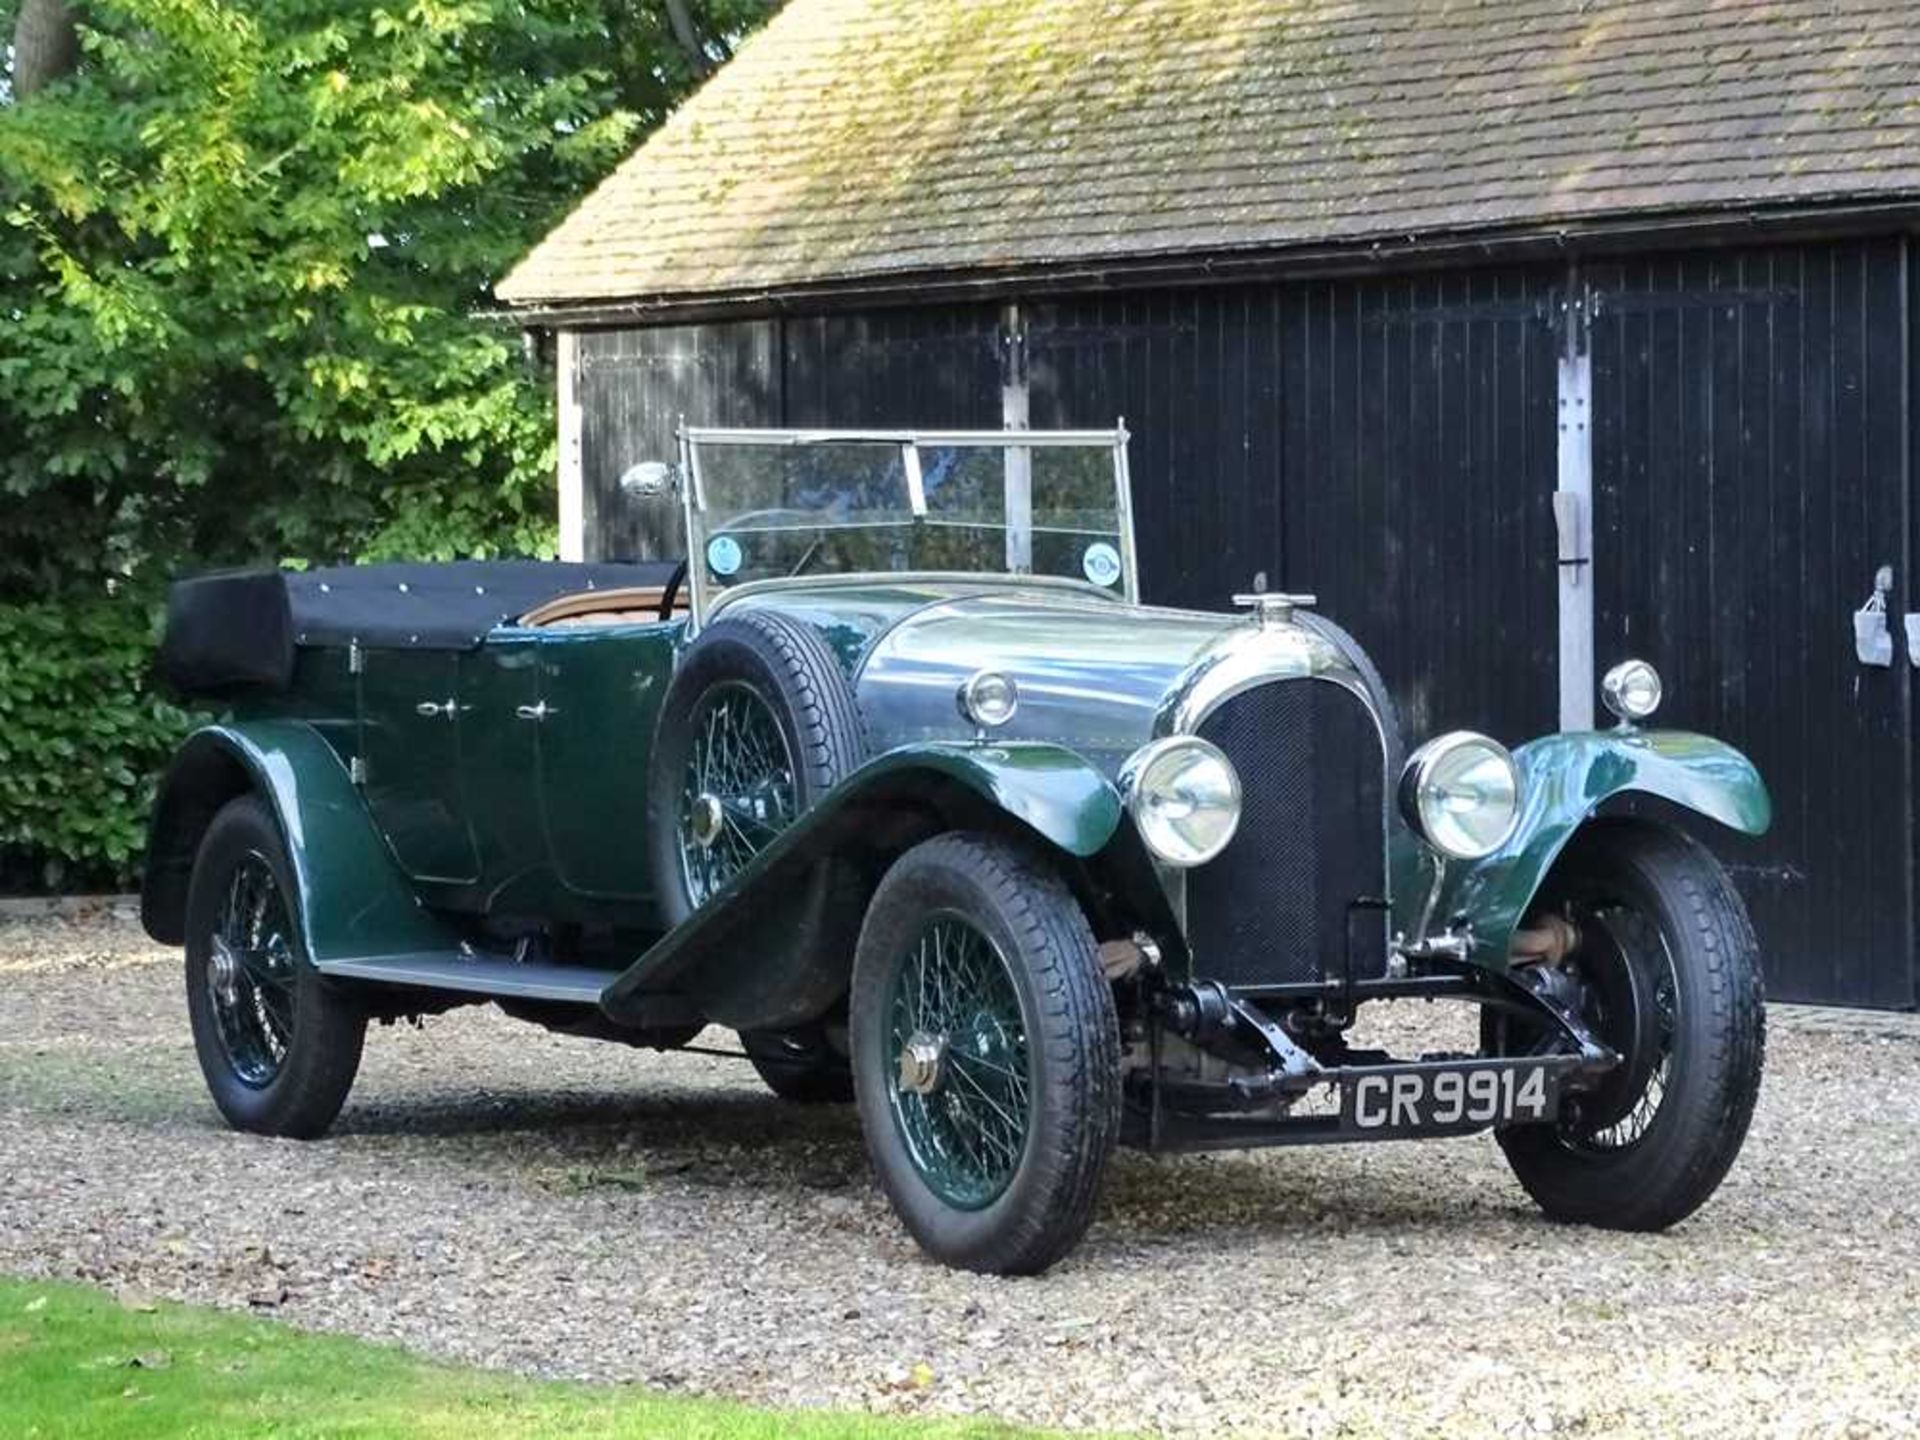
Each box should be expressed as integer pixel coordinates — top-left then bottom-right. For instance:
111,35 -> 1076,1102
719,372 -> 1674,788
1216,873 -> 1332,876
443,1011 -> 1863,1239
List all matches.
142,426 -> 1770,1275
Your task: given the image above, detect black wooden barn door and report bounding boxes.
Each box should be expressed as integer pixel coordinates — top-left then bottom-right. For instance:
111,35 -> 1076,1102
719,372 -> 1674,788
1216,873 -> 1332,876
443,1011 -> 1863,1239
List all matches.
1586,241 -> 1915,1008
576,323 -> 780,561
781,306 -> 1004,428
1025,275 -> 1561,749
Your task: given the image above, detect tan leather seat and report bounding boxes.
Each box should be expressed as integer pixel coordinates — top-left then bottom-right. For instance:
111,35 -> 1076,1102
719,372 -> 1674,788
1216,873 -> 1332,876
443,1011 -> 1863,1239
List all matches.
518,585 -> 685,628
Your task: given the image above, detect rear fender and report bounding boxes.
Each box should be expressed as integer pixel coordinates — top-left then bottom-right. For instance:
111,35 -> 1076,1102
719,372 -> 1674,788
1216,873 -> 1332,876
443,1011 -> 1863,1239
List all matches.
602,741 -> 1126,1024
1432,729 -> 1771,970
140,721 -> 456,960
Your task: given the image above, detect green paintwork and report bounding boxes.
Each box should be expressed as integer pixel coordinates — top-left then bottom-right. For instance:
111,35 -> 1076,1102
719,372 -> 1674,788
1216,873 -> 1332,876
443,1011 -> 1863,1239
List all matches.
532,622 -> 679,903
601,741 -> 1122,1020
358,649 -> 480,883
169,721 -> 461,964
883,914 -> 1032,1210
453,632 -> 551,911
720,576 -> 1130,676
722,581 -> 941,672
1434,728 -> 1772,967
896,741 -> 1125,857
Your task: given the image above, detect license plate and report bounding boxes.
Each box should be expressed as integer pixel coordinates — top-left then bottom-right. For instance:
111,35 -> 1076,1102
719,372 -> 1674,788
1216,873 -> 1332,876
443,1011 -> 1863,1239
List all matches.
1342,1059 -> 1560,1137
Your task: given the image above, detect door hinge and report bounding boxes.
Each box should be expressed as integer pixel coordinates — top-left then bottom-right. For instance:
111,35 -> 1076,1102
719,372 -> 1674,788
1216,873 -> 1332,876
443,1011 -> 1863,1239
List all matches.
1552,490 -> 1590,586
349,755 -> 368,785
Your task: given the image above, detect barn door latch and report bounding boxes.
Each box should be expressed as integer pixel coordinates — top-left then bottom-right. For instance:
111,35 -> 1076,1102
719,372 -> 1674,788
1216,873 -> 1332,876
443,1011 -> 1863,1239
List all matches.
1854,565 -> 1894,667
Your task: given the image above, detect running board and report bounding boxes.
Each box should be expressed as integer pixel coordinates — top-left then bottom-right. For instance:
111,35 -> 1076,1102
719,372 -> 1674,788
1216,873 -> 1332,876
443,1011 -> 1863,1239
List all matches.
315,952 -> 618,1004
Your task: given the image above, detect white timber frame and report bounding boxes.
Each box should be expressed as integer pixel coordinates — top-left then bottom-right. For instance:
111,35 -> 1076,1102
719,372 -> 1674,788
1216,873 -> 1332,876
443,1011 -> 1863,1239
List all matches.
554,328 -> 586,562
1555,272 -> 1596,732
1001,301 -> 1033,573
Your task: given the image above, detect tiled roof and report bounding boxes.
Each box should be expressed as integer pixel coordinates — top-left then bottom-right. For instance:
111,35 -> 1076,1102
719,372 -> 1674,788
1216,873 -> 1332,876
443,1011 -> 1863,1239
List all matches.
497,0 -> 1920,308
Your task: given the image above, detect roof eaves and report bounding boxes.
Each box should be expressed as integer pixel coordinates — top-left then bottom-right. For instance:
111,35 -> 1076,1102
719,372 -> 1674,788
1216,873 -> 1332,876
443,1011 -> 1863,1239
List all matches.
495,193 -> 1920,328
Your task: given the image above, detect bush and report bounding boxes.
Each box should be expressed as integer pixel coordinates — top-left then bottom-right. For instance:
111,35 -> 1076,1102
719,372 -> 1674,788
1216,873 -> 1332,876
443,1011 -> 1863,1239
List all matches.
0,593 -> 195,891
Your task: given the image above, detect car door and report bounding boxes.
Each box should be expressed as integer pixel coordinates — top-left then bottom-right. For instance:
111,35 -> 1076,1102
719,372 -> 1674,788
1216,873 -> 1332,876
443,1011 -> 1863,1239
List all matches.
455,632 -> 554,911
358,649 -> 482,885
533,623 -> 680,903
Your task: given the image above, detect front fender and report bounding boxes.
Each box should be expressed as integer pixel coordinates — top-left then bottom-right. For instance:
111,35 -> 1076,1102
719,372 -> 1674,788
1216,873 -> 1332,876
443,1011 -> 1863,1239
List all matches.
140,721 -> 455,962
602,741 -> 1122,1024
1435,729 -> 1771,969
856,741 -> 1125,858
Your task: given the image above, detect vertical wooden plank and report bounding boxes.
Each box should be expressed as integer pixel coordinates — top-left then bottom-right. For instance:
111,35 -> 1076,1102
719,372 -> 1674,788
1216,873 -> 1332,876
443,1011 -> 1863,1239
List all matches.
1906,234 -> 1920,1010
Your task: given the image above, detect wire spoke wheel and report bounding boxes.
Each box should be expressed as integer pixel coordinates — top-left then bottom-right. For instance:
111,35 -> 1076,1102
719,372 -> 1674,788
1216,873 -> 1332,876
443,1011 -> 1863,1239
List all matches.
1490,823 -> 1764,1233
884,914 -> 1033,1211
205,851 -> 297,1089
678,680 -> 797,905
1560,902 -> 1678,1153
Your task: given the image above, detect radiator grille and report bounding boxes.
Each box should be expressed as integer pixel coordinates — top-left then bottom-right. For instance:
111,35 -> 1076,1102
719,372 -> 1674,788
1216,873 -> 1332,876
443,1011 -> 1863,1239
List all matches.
1185,679 -> 1388,987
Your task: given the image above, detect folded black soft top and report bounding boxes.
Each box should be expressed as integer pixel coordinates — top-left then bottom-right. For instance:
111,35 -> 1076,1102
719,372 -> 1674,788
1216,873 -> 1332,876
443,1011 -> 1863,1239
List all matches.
160,559 -> 679,696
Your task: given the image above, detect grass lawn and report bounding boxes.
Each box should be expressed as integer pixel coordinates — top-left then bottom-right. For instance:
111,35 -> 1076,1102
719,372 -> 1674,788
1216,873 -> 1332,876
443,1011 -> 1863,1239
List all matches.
0,1278 -> 1044,1439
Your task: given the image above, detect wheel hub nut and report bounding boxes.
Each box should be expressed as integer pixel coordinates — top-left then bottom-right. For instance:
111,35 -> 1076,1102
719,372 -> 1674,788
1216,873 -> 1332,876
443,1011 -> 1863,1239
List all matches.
209,936 -> 240,1001
897,1031 -> 948,1095
689,793 -> 725,849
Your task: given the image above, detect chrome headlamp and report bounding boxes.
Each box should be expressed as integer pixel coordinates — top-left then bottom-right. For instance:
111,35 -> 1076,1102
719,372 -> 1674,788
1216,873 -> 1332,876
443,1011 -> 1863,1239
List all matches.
1601,659 -> 1662,725
1120,737 -> 1242,867
1399,731 -> 1521,861
956,670 -> 1019,728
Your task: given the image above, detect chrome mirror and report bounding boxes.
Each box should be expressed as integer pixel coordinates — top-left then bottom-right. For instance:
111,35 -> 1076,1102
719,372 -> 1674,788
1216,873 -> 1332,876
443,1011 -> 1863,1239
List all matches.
619,460 -> 675,499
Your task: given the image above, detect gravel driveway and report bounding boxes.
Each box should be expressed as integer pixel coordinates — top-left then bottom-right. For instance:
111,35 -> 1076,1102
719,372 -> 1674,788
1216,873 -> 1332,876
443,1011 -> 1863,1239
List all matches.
2,909 -> 1916,1437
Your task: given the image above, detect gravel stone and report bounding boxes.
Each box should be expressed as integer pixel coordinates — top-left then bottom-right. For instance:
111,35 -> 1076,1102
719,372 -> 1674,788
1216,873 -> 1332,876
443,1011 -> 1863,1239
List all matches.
2,912 -> 1916,1436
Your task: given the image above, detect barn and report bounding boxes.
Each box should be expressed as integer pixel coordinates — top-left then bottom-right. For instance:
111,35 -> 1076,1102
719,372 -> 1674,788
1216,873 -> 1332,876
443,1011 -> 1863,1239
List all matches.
498,0 -> 1920,1010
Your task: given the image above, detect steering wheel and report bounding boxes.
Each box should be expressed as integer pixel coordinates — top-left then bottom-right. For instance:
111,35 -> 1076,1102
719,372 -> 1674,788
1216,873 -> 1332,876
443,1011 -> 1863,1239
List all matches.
658,559 -> 688,621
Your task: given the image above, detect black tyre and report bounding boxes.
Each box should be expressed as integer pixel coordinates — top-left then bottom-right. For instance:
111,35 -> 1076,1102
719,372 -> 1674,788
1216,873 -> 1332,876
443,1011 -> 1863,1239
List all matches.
850,833 -> 1120,1275
741,1023 -> 854,1104
645,609 -> 867,1027
183,795 -> 366,1138
1490,821 -> 1765,1230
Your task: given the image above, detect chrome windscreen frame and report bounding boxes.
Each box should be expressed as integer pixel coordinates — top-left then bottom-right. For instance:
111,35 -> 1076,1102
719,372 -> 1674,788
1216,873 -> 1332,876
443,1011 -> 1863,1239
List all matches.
676,424 -> 1138,633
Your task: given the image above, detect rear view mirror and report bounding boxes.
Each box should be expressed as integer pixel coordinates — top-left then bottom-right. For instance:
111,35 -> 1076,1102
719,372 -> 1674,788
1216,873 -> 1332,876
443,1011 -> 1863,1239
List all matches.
619,461 -> 675,499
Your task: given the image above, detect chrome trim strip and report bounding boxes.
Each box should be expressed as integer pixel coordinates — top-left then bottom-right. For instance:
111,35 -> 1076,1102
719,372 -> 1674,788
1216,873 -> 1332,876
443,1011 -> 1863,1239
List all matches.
1113,424 -> 1140,604
685,426 -> 1128,447
1153,623 -> 1345,737
678,424 -> 707,637
902,442 -> 927,517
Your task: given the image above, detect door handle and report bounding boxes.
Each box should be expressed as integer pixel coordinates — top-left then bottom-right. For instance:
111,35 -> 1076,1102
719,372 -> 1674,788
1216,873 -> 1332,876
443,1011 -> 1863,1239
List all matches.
515,701 -> 557,722
414,699 -> 465,719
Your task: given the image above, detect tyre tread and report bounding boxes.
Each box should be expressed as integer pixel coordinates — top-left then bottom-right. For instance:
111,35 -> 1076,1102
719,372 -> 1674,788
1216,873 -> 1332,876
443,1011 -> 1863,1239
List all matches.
1498,821 -> 1764,1230
851,832 -> 1119,1275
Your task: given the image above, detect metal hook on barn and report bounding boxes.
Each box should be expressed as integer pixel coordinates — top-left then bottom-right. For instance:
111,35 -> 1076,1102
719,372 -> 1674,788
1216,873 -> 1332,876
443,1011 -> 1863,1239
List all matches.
1854,565 -> 1894,668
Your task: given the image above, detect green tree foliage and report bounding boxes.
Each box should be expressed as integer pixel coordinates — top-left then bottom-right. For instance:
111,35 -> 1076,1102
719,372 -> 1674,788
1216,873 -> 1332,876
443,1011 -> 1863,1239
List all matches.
0,594 -> 193,885
0,0 -> 775,883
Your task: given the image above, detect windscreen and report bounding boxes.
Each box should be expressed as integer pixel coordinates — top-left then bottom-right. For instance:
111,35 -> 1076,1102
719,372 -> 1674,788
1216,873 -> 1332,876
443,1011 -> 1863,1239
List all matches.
686,433 -> 1131,604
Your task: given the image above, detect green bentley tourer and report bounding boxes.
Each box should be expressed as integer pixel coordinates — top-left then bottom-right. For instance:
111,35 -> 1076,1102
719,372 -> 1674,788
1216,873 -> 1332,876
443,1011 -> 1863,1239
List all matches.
143,426 -> 1769,1274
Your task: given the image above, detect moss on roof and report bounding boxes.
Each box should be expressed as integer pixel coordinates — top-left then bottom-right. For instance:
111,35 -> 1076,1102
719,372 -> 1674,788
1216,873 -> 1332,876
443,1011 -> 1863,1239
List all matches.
498,0 -> 1920,309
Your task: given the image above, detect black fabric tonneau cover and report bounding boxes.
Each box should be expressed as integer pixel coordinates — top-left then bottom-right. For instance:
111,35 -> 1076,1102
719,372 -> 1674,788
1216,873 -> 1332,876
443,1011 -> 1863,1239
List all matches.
160,560 -> 679,695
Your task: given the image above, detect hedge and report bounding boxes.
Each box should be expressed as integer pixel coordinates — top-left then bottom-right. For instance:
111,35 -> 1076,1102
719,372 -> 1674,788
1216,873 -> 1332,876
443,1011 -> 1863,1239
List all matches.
0,594 -> 196,892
